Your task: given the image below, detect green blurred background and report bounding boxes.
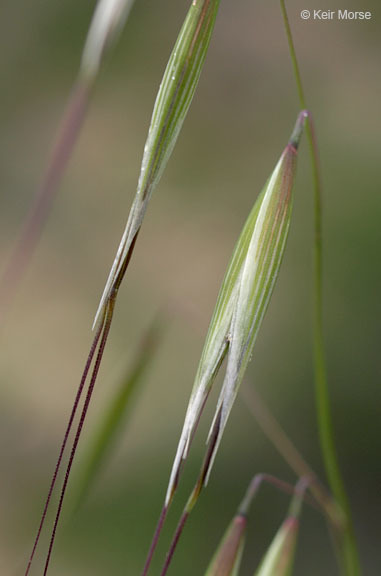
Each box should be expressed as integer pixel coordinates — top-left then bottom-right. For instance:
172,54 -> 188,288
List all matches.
0,0 -> 380,574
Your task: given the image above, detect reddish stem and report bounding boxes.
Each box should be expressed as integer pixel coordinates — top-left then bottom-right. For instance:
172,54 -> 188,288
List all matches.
140,365 -> 214,575
160,511 -> 189,576
0,79 -> 91,323
141,504 -> 168,576
24,310 -> 105,576
42,298 -> 114,575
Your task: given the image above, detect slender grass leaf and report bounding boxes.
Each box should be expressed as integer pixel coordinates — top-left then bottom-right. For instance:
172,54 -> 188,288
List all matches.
70,317 -> 163,512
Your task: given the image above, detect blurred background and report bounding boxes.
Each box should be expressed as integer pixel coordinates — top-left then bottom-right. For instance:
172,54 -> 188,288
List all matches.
0,0 -> 380,574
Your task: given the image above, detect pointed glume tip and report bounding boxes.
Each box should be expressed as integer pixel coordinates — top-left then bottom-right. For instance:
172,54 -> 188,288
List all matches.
289,109 -> 309,150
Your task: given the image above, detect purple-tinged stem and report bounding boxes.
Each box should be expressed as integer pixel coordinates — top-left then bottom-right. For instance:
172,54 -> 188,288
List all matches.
0,78 -> 92,324
289,477 -> 310,518
160,511 -> 189,576
141,504 -> 169,576
24,307 -> 105,576
238,473 -> 317,518
140,365 -> 213,576
42,297 -> 115,576
239,474 -> 283,517
158,413 -> 317,576
158,411 -> 223,576
26,220 -> 138,575
241,385 -> 341,527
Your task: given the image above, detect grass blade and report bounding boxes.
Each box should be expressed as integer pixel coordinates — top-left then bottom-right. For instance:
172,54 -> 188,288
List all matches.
70,316 -> 163,512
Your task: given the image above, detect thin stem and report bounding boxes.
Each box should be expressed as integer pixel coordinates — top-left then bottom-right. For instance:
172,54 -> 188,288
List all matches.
160,511 -> 189,576
285,477 -> 310,521
0,78 -> 92,324
24,307 -> 105,576
279,2 -> 361,574
158,411 -> 222,576
141,504 -> 169,576
238,473 -> 316,517
140,366 -> 212,576
160,471 -> 316,576
42,297 -> 115,576
241,386 -> 341,527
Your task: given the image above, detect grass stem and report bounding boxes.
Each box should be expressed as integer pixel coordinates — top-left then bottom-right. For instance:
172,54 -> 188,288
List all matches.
24,301 -> 105,576
0,78 -> 92,324
160,511 -> 189,576
42,296 -> 115,575
279,2 -> 361,574
242,386 -> 341,527
141,504 -> 168,576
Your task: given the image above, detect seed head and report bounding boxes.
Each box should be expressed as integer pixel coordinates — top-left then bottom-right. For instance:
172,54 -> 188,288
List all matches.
166,111 -> 308,503
94,0 -> 222,327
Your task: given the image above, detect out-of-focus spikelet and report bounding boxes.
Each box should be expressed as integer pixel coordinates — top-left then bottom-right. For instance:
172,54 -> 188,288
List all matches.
204,515 -> 247,576
81,0 -> 136,79
254,517 -> 298,576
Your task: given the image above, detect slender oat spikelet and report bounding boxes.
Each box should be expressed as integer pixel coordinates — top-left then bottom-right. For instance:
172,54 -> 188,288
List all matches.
203,474 -> 265,576
203,474 -> 305,576
204,515 -> 246,576
255,518 -> 298,576
254,479 -> 307,576
94,0 -> 222,327
166,111 -> 308,504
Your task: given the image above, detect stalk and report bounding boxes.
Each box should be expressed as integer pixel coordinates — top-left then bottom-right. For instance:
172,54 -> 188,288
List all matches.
26,0 -> 222,572
0,79 -> 91,324
279,2 -> 361,574
143,112 -> 307,575
241,386 -> 341,529
159,411 -> 223,576
161,470 -> 314,576
43,296 -> 116,575
0,0 -> 136,323
24,310 -> 105,575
